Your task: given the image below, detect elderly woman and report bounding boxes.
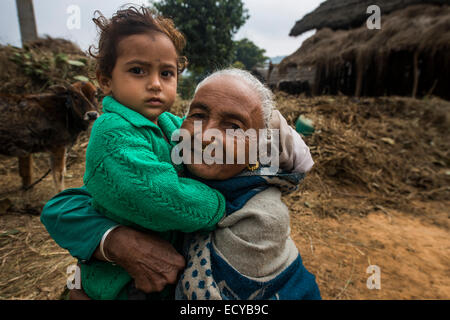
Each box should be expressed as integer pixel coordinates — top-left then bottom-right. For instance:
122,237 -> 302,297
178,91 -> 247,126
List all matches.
41,68 -> 320,300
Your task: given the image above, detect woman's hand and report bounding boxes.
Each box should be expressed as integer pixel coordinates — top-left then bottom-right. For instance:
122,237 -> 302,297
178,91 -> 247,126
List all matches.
95,226 -> 186,293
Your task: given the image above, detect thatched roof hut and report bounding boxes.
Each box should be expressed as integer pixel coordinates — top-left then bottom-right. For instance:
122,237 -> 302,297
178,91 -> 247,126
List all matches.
289,0 -> 449,36
272,4 -> 450,100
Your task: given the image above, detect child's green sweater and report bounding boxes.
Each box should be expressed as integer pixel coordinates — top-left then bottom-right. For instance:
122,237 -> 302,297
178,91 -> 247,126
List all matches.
81,96 -> 226,299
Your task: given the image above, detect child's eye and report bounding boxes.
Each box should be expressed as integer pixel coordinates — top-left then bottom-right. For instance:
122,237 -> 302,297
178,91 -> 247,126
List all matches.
161,70 -> 175,78
129,67 -> 145,75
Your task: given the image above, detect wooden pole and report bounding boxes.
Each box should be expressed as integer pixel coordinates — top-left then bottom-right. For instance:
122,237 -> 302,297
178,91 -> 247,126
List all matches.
412,51 -> 420,99
16,0 -> 38,45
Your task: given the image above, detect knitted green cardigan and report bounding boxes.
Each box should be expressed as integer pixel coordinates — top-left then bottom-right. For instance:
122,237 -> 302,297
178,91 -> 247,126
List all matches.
81,96 -> 226,299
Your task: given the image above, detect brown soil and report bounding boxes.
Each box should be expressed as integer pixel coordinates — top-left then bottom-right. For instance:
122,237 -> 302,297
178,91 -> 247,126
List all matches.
0,94 -> 448,300
289,192 -> 450,299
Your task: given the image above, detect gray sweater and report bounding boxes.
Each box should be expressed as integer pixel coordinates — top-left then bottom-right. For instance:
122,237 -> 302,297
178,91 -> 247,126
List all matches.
177,187 -> 301,299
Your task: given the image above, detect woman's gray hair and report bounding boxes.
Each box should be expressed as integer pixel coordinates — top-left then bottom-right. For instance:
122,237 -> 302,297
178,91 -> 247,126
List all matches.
194,68 -> 275,127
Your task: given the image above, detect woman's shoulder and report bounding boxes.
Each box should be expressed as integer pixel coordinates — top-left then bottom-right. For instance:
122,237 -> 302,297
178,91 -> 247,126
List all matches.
218,187 -> 289,231
213,187 -> 296,278
242,187 -> 289,218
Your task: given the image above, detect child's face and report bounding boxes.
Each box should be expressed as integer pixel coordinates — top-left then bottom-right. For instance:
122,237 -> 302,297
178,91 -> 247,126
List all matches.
98,32 -> 178,123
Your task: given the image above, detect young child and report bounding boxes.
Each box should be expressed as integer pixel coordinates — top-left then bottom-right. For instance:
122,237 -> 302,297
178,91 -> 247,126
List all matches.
80,6 -> 226,300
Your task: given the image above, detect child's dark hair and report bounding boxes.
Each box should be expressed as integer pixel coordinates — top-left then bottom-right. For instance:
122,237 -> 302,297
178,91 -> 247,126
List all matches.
89,6 -> 188,78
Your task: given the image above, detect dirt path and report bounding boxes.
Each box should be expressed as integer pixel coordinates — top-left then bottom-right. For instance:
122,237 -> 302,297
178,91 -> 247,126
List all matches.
290,200 -> 450,299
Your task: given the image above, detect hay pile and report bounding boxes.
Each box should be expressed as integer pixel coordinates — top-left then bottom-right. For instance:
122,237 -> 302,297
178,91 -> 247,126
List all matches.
0,36 -> 96,95
0,214 -> 76,299
275,93 -> 450,216
277,4 -> 450,100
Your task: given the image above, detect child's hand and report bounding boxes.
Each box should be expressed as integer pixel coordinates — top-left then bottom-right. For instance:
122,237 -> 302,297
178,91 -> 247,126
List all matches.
270,110 -> 314,173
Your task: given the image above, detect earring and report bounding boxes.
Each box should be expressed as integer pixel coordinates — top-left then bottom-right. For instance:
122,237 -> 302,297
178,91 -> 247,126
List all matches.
246,161 -> 260,171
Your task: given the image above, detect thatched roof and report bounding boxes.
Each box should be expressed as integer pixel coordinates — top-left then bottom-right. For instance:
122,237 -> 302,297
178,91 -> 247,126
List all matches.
282,4 -> 450,72
289,0 -> 450,36
276,4 -> 450,99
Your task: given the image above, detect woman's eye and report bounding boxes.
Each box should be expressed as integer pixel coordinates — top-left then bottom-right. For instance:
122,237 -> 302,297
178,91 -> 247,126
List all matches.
190,113 -> 205,119
228,123 -> 241,130
129,67 -> 144,75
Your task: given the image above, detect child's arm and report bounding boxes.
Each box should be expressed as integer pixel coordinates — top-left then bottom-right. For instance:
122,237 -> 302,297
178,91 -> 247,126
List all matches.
84,125 -> 226,233
40,186 -> 118,262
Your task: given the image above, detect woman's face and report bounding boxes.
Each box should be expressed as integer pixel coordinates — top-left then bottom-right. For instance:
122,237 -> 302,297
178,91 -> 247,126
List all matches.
181,75 -> 265,180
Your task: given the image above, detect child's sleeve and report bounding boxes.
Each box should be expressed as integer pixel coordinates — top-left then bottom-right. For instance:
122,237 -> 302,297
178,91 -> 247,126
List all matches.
84,128 -> 226,233
40,186 -> 118,262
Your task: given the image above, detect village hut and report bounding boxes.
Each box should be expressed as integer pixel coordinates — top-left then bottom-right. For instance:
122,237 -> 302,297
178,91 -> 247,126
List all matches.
271,1 -> 450,100
288,0 -> 449,36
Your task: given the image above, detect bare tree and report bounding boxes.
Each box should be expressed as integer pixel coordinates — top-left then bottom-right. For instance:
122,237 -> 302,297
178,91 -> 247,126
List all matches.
16,0 -> 38,45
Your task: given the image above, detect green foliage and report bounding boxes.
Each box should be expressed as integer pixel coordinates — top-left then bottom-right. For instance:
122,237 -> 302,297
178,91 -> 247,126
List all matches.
151,0 -> 249,74
10,50 -> 88,84
10,50 -> 51,81
231,60 -> 245,70
177,71 -> 204,100
232,38 -> 268,70
1,40 -> 95,94
150,1 -> 267,98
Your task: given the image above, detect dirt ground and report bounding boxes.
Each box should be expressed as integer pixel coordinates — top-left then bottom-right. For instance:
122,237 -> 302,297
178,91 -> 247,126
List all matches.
288,192 -> 450,299
0,94 -> 449,300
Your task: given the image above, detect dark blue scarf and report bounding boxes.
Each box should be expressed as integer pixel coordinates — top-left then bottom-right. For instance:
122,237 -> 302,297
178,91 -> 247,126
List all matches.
187,168 -> 305,215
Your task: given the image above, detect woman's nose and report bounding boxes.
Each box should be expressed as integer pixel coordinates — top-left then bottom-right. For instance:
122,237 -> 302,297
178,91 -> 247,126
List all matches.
192,121 -> 215,146
201,124 -> 224,148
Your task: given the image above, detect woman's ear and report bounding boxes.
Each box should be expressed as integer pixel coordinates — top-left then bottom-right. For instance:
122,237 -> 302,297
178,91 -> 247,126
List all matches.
96,70 -> 112,95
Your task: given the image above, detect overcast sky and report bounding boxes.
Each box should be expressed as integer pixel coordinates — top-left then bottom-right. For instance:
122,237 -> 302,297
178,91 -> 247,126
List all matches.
0,0 -> 323,58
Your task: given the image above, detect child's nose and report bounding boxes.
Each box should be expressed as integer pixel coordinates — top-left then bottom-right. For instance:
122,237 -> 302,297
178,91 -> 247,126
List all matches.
147,74 -> 161,91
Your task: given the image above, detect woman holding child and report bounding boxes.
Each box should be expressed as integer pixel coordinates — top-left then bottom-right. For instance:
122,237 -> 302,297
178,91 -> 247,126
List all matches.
41,6 -> 320,300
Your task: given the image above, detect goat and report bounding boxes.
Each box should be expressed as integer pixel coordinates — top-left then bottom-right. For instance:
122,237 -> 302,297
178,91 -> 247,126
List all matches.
0,82 -> 99,192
